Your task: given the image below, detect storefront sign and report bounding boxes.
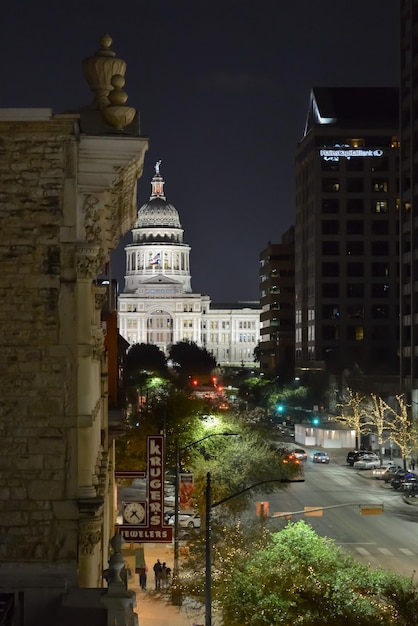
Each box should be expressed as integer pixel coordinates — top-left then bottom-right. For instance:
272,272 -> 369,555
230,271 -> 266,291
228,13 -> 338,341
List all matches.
115,435 -> 173,543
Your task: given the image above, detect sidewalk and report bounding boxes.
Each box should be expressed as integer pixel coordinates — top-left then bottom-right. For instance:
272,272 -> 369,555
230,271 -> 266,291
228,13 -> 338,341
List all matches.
124,542 -> 210,626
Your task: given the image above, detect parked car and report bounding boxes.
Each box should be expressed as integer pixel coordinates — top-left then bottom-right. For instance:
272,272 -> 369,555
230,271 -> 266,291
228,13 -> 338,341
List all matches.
293,448 -> 307,462
401,477 -> 418,493
391,472 -> 418,490
312,451 -> 330,464
353,454 -> 380,470
167,511 -> 201,528
346,450 -> 368,466
372,463 -> 402,479
384,467 -> 406,484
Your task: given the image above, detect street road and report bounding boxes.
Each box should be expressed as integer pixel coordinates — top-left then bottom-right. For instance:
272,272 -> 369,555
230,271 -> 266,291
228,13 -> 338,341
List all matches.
257,452 -> 418,581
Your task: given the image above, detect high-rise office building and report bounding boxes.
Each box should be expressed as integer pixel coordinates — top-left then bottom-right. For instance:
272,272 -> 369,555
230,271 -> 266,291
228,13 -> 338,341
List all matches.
295,87 -> 399,386
400,1 -> 418,411
259,228 -> 295,378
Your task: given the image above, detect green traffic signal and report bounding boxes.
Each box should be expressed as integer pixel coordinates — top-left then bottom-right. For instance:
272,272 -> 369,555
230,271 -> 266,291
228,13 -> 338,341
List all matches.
312,417 -> 320,426
277,404 -> 284,413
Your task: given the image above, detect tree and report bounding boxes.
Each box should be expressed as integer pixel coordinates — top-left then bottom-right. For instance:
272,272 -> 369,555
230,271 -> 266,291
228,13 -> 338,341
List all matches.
386,395 -> 418,470
218,521 -> 418,625
363,393 -> 392,463
169,340 -> 217,384
125,342 -> 168,379
334,389 -> 369,449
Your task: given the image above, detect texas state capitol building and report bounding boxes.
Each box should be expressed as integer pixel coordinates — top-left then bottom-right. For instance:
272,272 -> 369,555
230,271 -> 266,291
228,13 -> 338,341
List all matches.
118,163 -> 261,367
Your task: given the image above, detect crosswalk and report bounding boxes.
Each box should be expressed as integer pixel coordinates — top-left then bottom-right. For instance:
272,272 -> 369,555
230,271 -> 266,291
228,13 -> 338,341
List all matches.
340,544 -> 415,557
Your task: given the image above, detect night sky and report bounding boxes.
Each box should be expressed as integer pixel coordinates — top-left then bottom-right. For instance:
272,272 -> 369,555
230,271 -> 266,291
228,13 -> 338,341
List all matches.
1,1 -> 398,301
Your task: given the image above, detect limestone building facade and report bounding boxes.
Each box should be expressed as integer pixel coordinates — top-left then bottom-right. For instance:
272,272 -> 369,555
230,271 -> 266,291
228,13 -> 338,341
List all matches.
0,36 -> 148,624
118,165 -> 261,367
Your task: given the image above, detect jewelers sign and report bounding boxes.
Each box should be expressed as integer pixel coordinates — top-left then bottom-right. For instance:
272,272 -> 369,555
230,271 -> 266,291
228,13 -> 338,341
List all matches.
117,435 -> 173,543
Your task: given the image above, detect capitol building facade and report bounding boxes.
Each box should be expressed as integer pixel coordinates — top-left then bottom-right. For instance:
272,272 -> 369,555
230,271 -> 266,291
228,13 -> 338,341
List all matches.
118,164 -> 261,367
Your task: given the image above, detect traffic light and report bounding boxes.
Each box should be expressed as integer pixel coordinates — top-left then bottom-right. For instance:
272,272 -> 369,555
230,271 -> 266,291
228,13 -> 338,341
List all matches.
312,416 -> 320,426
277,404 -> 284,413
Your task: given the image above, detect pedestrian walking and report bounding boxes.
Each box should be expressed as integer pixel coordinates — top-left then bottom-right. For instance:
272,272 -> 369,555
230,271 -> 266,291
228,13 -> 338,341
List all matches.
153,559 -> 162,589
411,457 -> 416,470
160,562 -> 171,589
139,564 -> 148,590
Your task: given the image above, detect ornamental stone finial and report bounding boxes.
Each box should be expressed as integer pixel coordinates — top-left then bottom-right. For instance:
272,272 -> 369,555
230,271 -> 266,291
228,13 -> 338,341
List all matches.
101,74 -> 136,131
82,34 -> 127,109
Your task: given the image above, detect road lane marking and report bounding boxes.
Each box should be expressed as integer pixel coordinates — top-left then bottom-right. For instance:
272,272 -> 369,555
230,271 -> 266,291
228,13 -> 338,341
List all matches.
399,548 -> 415,555
377,547 -> 393,555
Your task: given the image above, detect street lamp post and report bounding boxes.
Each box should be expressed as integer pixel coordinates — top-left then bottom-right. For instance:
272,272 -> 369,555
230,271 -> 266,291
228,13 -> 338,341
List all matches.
203,475 -> 306,626
203,477 -> 384,626
172,438 -> 181,605
205,472 -> 212,626
172,432 -> 239,606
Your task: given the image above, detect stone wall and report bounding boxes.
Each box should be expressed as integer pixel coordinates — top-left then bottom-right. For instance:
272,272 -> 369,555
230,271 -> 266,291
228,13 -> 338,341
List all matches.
0,110 -> 148,607
0,118 -> 80,564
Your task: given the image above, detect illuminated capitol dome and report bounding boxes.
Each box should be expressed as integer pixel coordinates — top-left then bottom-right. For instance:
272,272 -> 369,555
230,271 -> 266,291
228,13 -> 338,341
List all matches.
124,161 -> 192,293
118,162 -> 261,367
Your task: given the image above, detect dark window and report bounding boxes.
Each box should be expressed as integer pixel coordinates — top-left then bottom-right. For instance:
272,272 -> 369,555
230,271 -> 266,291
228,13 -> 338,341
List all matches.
370,156 -> 389,171
347,178 -> 364,192
322,262 -> 339,277
346,199 -> 364,214
371,283 -> 390,297
322,283 -> 339,297
346,159 -> 364,172
347,304 -> 364,318
322,325 -> 340,340
346,220 -> 364,235
322,178 -> 340,192
371,325 -> 388,340
322,241 -> 339,255
371,220 -> 389,235
346,241 -> 364,255
371,241 -> 389,256
347,262 -> 364,277
347,283 -> 364,297
322,220 -> 339,235
372,262 -> 389,277
322,199 -> 339,213
372,304 -> 389,318
322,304 -> 340,319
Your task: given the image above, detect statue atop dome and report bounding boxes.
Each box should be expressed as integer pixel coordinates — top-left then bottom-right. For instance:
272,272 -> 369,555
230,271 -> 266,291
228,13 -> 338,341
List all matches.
155,160 -> 162,175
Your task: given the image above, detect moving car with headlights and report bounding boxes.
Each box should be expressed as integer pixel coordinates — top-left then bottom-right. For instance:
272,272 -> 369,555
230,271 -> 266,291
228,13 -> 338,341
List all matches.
353,453 -> 380,470
372,463 -> 402,479
312,451 -> 330,464
293,448 -> 307,462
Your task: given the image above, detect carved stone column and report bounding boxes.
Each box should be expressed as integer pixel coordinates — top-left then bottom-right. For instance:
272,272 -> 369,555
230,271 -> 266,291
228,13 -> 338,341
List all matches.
78,516 -> 103,587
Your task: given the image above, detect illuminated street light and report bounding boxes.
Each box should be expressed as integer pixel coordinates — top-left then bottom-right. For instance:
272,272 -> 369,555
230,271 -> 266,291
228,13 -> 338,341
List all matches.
172,432 -> 239,606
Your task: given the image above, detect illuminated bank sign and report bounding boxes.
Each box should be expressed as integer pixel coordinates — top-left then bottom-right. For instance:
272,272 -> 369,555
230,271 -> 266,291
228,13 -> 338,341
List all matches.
117,435 -> 173,543
320,147 -> 384,161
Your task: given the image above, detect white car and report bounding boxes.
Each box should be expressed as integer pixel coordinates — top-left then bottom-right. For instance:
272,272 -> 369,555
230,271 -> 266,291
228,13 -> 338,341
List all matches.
353,454 -> 380,470
372,463 -> 402,479
168,511 -> 201,529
